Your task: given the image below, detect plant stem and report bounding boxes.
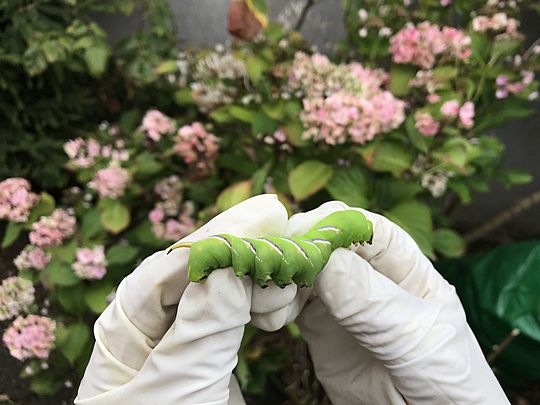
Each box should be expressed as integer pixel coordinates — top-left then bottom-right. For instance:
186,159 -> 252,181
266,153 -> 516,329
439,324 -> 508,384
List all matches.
464,190 -> 540,243
295,0 -> 316,31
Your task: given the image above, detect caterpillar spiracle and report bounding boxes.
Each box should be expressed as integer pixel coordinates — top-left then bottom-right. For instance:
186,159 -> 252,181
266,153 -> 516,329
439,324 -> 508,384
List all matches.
167,210 -> 373,288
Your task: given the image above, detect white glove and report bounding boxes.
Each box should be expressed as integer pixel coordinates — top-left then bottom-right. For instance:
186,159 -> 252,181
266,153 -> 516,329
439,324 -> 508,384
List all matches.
285,201 -> 510,404
75,194 -> 290,405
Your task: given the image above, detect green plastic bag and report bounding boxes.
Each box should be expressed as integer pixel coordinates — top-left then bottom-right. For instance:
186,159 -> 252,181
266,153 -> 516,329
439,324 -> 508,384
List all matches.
438,241 -> 540,386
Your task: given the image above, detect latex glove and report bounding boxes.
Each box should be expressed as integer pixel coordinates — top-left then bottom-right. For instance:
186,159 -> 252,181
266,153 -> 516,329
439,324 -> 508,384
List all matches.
75,194 -> 289,404
287,201 -> 510,404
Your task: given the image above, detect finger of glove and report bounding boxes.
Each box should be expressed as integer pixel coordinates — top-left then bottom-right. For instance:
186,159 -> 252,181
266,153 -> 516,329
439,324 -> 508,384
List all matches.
288,200 -> 450,299
76,268 -> 251,405
76,194 -> 287,398
250,283 -> 311,331
121,193 -> 287,344
351,208 -> 451,299
317,249 -> 509,404
316,248 -> 444,365
297,298 -> 406,405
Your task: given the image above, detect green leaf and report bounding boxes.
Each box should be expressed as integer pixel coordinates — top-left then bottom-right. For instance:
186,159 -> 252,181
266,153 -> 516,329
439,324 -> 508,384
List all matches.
80,208 -> 104,240
57,286 -> 87,315
245,55 -> 267,83
389,64 -> 416,96
49,239 -> 77,263
85,282 -> 113,314
283,120 -> 306,147
134,152 -> 163,175
30,373 -> 62,395
449,181 -> 471,204
217,181 -> 253,212
288,160 -> 333,201
470,33 -> 490,63
432,65 -> 458,82
250,112 -> 278,134
154,60 -> 178,74
84,44 -> 110,77
252,162 -> 271,195
433,228 -> 465,258
384,200 -> 434,258
44,260 -> 79,286
490,39 -> 521,63
498,169 -> 533,187
229,106 -> 255,122
174,88 -> 195,105
27,192 -> 55,224
373,177 -> 422,209
106,244 -> 140,266
99,199 -> 130,234
405,115 -> 428,153
326,165 -> 370,208
2,222 -> 22,249
59,323 -> 90,365
360,141 -> 413,176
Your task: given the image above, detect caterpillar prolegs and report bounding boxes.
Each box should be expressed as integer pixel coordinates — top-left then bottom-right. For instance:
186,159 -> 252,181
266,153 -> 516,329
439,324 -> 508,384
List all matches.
167,210 -> 373,288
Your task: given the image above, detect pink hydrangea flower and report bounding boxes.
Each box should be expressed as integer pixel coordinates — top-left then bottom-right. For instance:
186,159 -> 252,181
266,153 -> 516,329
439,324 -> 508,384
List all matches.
302,91 -> 405,145
0,277 -> 35,321
149,176 -> 195,241
415,111 -> 440,136
89,166 -> 131,199
0,178 -> 39,223
29,209 -> 76,247
64,138 -> 102,168
140,110 -> 174,141
440,0 -> 452,6
149,208 -> 165,224
174,122 -> 219,176
390,22 -> 471,68
440,100 -> 460,117
73,246 -> 107,280
472,13 -> 518,34
3,315 -> 56,360
427,93 -> 441,103
459,102 -> 475,129
14,246 -> 51,271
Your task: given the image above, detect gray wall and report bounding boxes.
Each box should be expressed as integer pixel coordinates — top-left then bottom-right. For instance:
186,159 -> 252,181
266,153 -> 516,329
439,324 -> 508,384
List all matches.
96,0 -> 540,243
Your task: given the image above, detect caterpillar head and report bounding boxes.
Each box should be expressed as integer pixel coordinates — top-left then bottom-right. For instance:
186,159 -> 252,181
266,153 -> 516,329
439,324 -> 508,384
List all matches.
312,210 -> 373,248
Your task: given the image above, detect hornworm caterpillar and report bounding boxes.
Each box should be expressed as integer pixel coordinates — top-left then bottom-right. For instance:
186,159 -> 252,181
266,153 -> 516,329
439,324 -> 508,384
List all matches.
167,210 -> 373,288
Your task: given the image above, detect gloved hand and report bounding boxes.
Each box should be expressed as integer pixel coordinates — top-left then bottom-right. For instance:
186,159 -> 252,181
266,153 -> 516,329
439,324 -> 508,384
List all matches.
75,194 -> 290,405
283,201 -> 509,404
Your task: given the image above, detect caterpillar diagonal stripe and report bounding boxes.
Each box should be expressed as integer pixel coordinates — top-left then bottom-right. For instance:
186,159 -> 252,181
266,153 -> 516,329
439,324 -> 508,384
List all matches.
167,210 -> 373,288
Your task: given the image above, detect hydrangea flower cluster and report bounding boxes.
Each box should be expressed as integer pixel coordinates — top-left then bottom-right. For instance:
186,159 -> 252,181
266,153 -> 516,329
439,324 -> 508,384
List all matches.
14,245 -> 51,271
148,175 -> 195,241
390,22 -> 471,69
89,165 -> 131,199
288,52 -> 405,145
2,315 -> 56,360
73,246 -> 107,280
495,71 -> 535,99
140,110 -> 175,141
64,138 -> 129,169
0,178 -> 39,223
29,209 -> 76,247
191,50 -> 247,112
174,122 -> 220,176
411,155 -> 452,198
415,111 -> 440,137
0,277 -> 35,321
472,13 -> 518,34
415,100 -> 475,136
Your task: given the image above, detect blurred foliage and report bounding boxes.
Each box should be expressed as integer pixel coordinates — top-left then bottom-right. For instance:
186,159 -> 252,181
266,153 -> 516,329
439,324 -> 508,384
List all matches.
0,0 -> 177,190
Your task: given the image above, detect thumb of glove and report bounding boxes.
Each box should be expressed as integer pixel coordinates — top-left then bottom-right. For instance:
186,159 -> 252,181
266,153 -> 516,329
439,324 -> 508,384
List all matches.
315,248 -> 509,405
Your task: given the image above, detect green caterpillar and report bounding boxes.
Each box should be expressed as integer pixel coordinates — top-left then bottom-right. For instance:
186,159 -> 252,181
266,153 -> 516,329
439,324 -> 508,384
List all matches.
167,210 -> 373,288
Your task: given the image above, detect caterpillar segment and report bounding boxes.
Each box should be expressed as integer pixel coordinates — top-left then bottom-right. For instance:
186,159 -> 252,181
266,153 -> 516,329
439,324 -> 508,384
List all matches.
167,209 -> 373,288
